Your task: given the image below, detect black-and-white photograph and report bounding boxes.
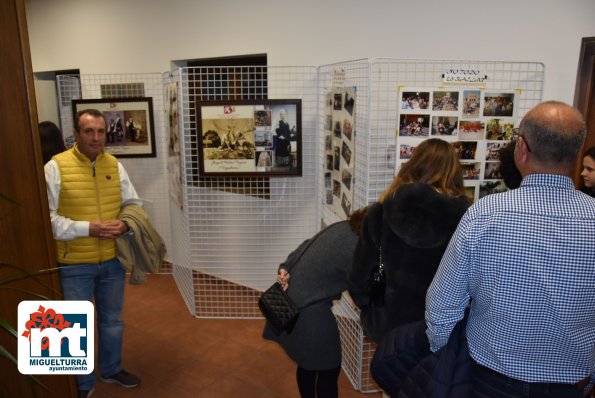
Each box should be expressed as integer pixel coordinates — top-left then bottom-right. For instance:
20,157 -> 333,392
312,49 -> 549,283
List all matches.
333,146 -> 340,170
333,93 -> 343,110
326,154 -> 333,171
341,142 -> 352,165
480,181 -> 508,198
333,120 -> 342,138
254,110 -> 271,126
325,172 -> 332,188
343,91 -> 355,115
341,192 -> 352,216
254,130 -> 273,148
486,141 -> 508,160
484,161 -> 502,179
341,168 -> 352,190
333,179 -> 341,197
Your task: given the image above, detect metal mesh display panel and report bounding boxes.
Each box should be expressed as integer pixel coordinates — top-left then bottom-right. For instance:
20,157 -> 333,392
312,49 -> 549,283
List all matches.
332,293 -> 380,393
318,59 -> 544,214
318,60 -> 373,225
321,58 -> 544,394
162,69 -> 195,313
177,66 -> 319,318
56,73 -> 172,260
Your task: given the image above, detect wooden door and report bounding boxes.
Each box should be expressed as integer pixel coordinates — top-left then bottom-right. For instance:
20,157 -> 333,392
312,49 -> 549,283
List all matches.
0,0 -> 76,396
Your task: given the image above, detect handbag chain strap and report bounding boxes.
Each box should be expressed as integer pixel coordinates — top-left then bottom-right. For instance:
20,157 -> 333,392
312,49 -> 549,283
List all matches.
378,244 -> 384,274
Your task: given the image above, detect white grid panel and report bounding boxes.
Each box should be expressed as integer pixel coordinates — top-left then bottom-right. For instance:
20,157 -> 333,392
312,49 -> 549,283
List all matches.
367,58 -> 544,203
178,66 -> 319,318
163,69 -> 195,314
318,60 -> 373,225
318,59 -> 545,215
332,294 -> 380,393
56,73 -> 172,260
320,58 -> 544,394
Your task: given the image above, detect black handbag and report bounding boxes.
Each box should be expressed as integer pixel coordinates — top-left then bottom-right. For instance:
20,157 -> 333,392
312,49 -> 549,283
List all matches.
258,282 -> 299,335
369,244 -> 386,307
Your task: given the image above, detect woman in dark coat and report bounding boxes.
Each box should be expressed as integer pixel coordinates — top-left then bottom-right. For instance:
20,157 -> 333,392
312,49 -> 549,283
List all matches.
263,207 -> 367,398
348,138 -> 470,343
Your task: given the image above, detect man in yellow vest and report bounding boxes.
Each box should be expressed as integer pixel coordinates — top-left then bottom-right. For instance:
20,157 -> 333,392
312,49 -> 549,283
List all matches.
44,109 -> 142,398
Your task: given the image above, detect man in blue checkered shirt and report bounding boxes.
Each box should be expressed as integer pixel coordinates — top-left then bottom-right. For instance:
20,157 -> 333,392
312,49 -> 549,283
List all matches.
426,101 -> 595,398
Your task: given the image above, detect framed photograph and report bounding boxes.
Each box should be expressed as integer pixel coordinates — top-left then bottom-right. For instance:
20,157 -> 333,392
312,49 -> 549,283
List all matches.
71,97 -> 156,158
196,99 -> 302,177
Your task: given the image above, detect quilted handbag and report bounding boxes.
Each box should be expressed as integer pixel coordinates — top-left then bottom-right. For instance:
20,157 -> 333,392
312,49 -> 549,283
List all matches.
258,282 -> 299,335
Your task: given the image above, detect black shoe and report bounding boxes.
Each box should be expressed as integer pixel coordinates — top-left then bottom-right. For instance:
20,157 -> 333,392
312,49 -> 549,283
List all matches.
99,369 -> 140,388
78,388 -> 94,398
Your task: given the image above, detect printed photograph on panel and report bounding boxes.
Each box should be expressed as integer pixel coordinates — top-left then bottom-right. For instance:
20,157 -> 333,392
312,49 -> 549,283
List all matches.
484,161 -> 502,179
483,92 -> 514,117
344,91 -> 355,116
459,120 -> 485,140
254,110 -> 272,127
486,141 -> 508,160
342,168 -> 353,190
432,91 -> 460,111
399,114 -> 430,136
400,91 -> 430,110
461,162 -> 481,180
341,192 -> 352,216
399,144 -> 417,160
485,118 -> 514,140
462,90 -> 481,117
452,141 -> 478,160
480,181 -> 508,198
431,116 -> 459,136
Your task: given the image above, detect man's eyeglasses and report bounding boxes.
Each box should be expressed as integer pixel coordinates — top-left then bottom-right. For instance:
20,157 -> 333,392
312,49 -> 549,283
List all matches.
511,128 -> 531,152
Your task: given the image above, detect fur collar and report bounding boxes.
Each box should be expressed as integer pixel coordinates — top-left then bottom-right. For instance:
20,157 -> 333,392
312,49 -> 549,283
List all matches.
380,183 -> 469,248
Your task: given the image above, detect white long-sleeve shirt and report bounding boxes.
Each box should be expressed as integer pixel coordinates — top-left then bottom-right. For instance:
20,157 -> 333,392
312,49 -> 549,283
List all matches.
44,159 -> 142,241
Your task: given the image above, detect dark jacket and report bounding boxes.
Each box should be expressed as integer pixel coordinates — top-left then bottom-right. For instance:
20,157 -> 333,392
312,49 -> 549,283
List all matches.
348,183 -> 469,342
371,314 -> 472,398
263,221 -> 359,370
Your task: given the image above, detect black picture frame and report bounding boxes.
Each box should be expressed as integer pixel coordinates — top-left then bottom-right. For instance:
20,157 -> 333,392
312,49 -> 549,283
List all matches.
71,97 -> 156,158
196,99 -> 302,177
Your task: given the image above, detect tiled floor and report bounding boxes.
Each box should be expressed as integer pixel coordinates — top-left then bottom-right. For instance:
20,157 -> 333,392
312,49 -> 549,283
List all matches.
92,274 -> 382,398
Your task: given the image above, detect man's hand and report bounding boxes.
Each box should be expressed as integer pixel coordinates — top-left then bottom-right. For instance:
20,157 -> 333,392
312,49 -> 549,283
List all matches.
89,220 -> 128,239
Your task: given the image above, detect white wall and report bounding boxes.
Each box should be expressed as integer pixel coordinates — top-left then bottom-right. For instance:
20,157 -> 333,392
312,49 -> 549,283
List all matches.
33,73 -> 59,124
25,0 -> 595,104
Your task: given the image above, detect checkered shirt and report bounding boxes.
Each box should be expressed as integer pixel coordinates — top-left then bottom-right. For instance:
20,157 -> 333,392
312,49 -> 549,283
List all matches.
426,174 -> 595,383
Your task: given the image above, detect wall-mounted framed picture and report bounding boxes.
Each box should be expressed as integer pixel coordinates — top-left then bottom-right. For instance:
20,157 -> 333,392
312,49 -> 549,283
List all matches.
196,99 -> 302,177
71,97 -> 156,158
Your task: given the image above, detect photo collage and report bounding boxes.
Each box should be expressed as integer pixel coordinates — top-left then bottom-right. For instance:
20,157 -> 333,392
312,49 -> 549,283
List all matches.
324,87 -> 356,218
398,88 -> 517,201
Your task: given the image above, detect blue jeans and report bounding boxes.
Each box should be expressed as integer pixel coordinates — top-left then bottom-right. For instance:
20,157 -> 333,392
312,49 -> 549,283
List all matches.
59,258 -> 126,390
472,362 -> 582,398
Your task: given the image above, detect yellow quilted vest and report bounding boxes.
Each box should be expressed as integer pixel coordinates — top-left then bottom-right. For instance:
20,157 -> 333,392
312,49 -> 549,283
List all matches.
53,145 -> 122,264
